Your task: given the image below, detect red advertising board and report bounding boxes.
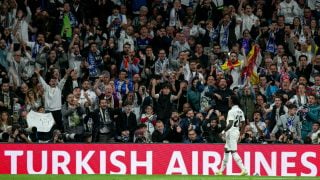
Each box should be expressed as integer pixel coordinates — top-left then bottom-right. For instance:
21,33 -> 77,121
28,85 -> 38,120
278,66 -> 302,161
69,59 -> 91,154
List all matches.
0,144 -> 319,176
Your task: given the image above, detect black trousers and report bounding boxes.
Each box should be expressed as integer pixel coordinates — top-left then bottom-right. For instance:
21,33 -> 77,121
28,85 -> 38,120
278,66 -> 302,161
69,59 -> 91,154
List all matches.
50,110 -> 63,132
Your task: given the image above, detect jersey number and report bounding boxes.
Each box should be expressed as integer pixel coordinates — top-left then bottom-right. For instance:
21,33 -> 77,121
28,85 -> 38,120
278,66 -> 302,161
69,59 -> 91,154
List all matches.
233,115 -> 242,127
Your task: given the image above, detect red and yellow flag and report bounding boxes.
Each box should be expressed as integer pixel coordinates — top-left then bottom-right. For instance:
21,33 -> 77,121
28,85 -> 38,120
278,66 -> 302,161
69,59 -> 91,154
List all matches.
241,45 -> 260,85
221,59 -> 242,71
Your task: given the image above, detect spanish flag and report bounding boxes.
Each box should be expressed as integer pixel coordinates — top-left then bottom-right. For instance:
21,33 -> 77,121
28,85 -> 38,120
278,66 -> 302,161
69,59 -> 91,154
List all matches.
241,45 -> 260,85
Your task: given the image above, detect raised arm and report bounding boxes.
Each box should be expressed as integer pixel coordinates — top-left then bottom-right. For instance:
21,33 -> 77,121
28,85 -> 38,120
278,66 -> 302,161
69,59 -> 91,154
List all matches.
238,0 -> 244,16
172,81 -> 185,101
151,79 -> 158,99
34,68 -> 49,90
58,68 -> 72,89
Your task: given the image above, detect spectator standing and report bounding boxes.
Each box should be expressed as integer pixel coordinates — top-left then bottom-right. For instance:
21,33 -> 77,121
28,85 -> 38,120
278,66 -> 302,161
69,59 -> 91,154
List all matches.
34,68 -> 71,131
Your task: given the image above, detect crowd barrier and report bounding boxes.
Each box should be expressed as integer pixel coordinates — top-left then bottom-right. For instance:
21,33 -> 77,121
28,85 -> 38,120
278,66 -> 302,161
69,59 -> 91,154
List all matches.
0,144 -> 319,176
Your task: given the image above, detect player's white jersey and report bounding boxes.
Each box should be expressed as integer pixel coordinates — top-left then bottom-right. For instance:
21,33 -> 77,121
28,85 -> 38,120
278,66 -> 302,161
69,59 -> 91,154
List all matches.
226,105 -> 245,132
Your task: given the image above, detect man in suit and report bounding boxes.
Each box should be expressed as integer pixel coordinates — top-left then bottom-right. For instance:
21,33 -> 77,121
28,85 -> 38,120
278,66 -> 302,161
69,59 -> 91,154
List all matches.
271,104 -> 302,142
91,98 -> 116,143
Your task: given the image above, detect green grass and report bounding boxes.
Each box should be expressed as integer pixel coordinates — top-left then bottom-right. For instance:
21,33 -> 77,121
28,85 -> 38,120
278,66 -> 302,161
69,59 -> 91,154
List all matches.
1,175 -> 319,180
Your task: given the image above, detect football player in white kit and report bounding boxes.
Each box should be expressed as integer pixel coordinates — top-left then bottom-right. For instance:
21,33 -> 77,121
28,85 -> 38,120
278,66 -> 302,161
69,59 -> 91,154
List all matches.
216,95 -> 248,176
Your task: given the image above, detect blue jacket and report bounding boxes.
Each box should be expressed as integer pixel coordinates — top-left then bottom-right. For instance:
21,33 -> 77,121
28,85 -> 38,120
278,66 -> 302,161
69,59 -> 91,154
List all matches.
114,79 -> 134,96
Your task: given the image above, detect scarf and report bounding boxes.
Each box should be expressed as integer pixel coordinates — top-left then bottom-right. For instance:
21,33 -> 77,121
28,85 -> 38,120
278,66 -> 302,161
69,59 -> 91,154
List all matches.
32,43 -> 41,58
286,116 -> 294,131
123,56 -> 139,69
221,59 -> 241,71
266,32 -> 276,54
220,24 -> 229,49
88,52 -> 97,77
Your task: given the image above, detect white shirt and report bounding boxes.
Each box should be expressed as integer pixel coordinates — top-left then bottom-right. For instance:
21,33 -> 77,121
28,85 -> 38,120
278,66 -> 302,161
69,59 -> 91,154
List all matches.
117,30 -> 135,52
308,0 -> 316,10
289,95 -> 307,107
241,14 -> 258,32
39,76 -> 66,111
227,105 -> 245,133
68,52 -> 82,77
249,121 -> 266,137
229,61 -> 243,90
80,89 -> 97,110
278,0 -> 300,24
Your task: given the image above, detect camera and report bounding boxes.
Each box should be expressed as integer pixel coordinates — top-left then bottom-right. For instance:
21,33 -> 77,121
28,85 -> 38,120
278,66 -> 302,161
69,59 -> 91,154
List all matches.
59,133 -> 83,142
116,135 -> 130,143
283,129 -> 293,140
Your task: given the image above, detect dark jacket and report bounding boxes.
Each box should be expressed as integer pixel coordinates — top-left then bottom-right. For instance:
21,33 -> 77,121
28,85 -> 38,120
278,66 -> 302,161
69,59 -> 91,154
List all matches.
165,126 -> 183,143
91,108 -> 116,142
213,88 -> 234,115
116,111 -> 137,139
212,17 -> 237,50
62,77 -> 81,100
205,121 -> 226,143
0,91 -> 19,115
152,128 -> 168,143
179,117 -> 201,140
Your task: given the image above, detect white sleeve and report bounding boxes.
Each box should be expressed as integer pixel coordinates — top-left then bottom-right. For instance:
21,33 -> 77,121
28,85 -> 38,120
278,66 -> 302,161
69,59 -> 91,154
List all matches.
39,76 -> 49,90
226,110 -> 233,122
241,111 -> 245,122
183,63 -> 191,81
121,15 -> 127,25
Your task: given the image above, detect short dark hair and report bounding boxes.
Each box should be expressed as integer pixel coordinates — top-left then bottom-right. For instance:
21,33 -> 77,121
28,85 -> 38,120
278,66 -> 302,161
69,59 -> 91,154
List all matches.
253,110 -> 262,116
287,103 -> 297,109
313,122 -> 320,126
299,55 -> 308,61
230,95 -> 240,106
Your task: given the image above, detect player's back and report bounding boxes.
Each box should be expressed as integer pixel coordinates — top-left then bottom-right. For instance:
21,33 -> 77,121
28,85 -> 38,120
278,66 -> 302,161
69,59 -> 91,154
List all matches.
227,105 -> 245,132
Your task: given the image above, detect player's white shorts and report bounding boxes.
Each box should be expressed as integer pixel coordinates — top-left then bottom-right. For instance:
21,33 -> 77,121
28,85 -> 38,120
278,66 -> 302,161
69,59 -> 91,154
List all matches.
224,130 -> 240,151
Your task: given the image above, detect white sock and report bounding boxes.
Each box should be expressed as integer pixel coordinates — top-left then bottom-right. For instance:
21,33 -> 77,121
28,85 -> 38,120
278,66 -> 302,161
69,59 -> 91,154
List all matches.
220,152 -> 230,172
232,152 -> 246,171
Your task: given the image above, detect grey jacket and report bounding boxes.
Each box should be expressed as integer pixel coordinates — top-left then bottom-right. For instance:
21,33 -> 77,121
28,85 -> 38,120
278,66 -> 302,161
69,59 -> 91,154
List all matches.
272,114 -> 301,139
61,103 -> 85,135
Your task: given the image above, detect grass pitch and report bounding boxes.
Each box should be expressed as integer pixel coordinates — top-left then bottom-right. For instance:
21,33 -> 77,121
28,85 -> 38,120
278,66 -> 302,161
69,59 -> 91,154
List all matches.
1,175 -> 319,180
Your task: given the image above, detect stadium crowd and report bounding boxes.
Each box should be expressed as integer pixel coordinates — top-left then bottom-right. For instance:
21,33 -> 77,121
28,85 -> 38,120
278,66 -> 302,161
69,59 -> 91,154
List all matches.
0,0 -> 319,144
